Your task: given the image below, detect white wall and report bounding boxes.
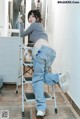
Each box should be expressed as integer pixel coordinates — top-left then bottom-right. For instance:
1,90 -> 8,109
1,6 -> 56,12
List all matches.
24,0 -> 32,45
25,0 -> 32,28
0,0 -> 8,36
46,1 -> 80,108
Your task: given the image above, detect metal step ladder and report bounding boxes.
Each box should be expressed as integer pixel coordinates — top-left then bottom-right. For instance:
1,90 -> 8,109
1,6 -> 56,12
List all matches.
20,39 -> 58,117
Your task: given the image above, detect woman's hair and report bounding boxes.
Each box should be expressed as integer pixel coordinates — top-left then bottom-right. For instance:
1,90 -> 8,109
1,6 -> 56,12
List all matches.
28,10 -> 42,22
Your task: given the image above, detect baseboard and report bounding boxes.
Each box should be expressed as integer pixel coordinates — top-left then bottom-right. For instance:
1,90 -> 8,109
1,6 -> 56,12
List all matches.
65,93 -> 80,116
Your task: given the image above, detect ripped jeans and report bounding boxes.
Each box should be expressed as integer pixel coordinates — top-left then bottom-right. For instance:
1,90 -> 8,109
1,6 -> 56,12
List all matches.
32,45 -> 59,111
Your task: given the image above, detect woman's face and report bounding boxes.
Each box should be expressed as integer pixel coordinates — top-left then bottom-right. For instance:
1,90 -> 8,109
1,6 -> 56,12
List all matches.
28,13 -> 36,23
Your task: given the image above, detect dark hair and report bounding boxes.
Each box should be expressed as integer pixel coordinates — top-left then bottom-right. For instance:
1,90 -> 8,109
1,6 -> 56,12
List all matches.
28,10 -> 42,22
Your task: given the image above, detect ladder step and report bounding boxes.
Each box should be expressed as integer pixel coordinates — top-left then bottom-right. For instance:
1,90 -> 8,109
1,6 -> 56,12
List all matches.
23,61 -> 33,66
23,77 -> 32,83
27,43 -> 34,47
25,92 -> 52,102
22,45 -> 33,50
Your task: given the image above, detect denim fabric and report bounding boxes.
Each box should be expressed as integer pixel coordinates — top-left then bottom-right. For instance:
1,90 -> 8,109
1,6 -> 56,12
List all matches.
32,46 -> 59,111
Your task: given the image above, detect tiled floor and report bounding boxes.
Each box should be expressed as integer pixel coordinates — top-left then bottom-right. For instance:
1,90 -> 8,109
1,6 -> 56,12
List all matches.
0,84 -> 80,119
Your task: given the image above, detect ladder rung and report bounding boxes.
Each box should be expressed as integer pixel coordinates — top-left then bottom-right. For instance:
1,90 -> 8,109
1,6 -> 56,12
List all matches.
23,61 -> 33,66
23,77 -> 32,83
22,45 -> 33,50
24,92 -> 52,102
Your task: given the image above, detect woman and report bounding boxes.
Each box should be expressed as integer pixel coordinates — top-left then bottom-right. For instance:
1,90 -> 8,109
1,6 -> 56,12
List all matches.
20,10 -> 69,116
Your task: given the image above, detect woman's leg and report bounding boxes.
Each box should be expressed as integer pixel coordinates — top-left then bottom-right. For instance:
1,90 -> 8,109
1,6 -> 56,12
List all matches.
43,46 -> 60,85
44,72 -> 59,85
32,46 -> 59,111
32,54 -> 47,111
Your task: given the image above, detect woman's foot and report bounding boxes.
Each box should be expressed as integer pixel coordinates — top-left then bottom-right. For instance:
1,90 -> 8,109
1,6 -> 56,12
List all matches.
37,110 -> 45,116
59,73 -> 69,93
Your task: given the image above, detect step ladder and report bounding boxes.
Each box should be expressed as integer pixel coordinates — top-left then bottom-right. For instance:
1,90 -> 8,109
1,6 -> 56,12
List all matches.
20,39 -> 58,117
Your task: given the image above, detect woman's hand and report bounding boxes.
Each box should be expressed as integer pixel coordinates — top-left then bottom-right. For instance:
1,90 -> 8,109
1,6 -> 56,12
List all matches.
18,16 -> 23,23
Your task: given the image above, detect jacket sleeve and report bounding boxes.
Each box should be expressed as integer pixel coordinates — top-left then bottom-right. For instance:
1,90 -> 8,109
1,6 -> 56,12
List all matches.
20,22 -> 34,37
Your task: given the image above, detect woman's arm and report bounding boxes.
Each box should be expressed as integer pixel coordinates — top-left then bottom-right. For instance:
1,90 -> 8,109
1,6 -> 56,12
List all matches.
20,22 -> 35,37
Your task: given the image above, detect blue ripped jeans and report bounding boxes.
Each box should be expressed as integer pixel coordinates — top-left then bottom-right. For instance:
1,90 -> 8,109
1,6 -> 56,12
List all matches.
32,46 -> 59,111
